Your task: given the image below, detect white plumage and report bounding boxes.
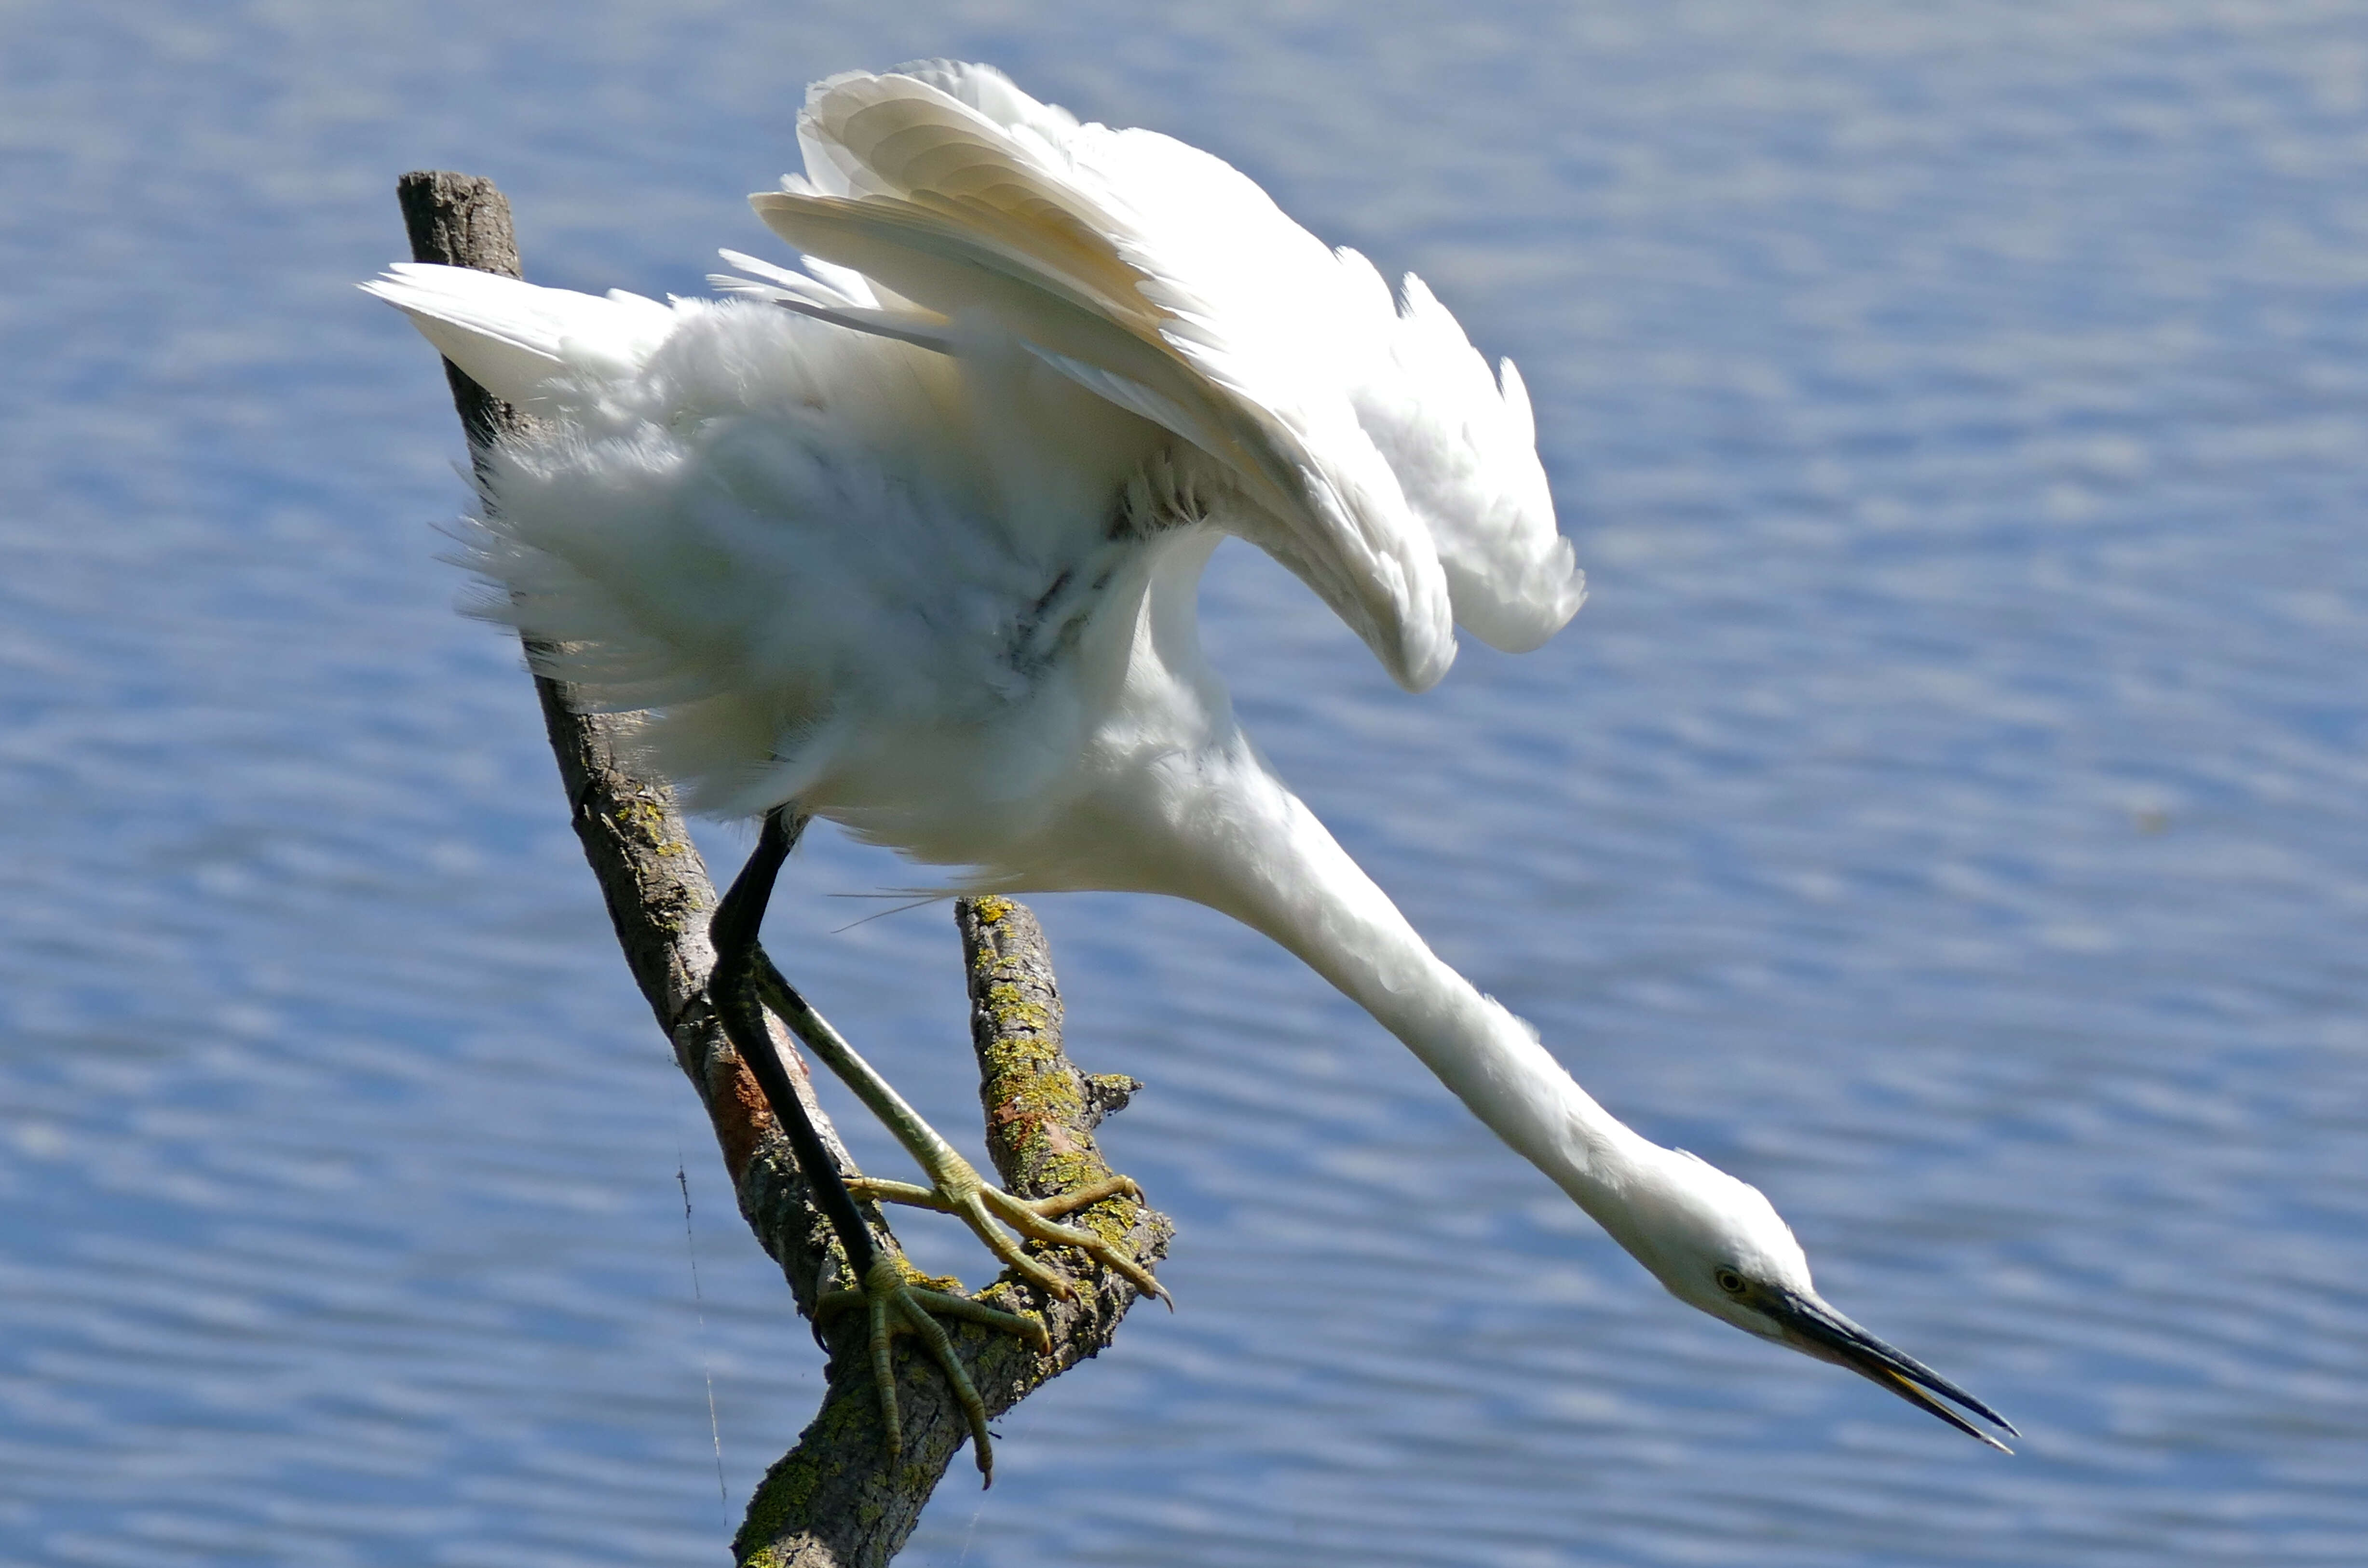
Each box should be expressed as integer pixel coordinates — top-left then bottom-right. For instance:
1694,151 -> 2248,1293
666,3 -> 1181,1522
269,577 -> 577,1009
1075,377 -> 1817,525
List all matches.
367,60 -> 2010,1451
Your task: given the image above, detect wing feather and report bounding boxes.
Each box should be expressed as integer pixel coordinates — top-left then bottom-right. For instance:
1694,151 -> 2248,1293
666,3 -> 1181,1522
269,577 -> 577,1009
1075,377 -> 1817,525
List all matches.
765,67 -> 1462,691
910,63 -> 1582,657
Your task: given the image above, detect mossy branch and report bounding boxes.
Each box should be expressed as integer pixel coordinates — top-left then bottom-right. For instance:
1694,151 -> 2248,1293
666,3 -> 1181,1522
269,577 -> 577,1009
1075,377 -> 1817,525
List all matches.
396,171 -> 1171,1568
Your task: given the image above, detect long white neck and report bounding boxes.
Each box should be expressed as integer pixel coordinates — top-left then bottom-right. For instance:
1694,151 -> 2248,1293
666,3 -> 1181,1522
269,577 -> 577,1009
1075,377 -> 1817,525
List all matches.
1050,527 -> 1662,1240
1135,736 -> 1662,1230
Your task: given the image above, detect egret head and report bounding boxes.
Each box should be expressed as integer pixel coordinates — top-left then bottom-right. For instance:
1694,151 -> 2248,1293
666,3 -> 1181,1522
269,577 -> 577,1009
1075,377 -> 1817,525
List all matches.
1614,1145 -> 2018,1450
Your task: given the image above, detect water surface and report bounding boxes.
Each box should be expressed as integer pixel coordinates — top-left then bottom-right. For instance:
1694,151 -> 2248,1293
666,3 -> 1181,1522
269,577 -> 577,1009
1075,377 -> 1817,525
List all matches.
3,3 -> 2365,1563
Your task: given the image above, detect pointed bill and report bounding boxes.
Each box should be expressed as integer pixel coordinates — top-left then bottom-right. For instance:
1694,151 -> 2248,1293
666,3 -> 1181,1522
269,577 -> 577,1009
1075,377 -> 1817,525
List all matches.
1762,1287 -> 2018,1452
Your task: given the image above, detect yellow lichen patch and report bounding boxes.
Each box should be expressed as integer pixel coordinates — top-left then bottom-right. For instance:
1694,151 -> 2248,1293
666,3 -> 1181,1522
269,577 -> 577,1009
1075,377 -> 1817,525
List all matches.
987,1079 -> 1083,1130
612,793 -> 690,857
898,1261 -> 967,1294
980,980 -> 1055,1036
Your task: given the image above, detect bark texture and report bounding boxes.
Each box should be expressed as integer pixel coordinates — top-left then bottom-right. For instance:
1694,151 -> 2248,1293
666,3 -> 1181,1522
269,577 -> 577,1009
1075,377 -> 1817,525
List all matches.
396,170 -> 1170,1568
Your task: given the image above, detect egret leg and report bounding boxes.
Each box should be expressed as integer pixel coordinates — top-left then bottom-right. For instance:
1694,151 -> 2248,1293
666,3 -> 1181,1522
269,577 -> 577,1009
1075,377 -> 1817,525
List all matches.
748,948 -> 1170,1307
709,807 -> 1048,1483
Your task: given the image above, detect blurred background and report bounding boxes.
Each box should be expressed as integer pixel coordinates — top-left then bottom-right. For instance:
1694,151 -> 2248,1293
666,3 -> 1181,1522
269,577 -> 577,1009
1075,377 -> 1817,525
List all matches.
3,2 -> 2365,1563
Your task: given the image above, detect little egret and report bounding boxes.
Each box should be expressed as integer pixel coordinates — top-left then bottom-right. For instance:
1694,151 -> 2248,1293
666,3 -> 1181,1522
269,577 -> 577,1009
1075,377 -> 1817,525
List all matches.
368,61 -> 2014,1472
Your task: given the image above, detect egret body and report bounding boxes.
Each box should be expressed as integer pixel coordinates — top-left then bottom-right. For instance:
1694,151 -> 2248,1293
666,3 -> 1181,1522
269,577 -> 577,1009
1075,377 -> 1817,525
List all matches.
369,61 -> 2012,1469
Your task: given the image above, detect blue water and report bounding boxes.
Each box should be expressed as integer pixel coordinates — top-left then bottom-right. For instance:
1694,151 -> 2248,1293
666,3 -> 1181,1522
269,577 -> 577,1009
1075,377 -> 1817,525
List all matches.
5,3 -> 2366,1563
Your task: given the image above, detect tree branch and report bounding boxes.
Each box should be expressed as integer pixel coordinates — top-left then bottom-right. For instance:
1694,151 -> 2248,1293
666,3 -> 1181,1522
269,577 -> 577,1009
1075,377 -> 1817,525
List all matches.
395,171 -> 1170,1568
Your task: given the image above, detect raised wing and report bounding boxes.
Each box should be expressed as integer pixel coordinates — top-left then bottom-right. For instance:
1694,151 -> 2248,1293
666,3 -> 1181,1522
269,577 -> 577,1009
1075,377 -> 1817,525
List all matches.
763,62 -> 1583,677
755,63 -> 1471,691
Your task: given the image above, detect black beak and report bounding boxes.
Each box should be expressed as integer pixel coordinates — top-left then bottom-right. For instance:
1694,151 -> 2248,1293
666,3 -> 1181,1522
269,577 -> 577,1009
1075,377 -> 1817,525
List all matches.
1763,1288 -> 2018,1452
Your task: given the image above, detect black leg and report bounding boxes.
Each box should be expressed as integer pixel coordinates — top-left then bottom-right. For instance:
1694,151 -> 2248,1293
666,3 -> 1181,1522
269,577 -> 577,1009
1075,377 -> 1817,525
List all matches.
706,805 -> 1047,1480
709,806 -> 882,1288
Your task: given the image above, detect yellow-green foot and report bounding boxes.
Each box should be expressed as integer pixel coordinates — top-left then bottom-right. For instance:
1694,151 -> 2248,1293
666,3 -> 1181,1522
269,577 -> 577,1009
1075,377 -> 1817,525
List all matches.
815,1255 -> 1051,1483
847,1161 -> 1170,1307
745,957 -> 1169,1310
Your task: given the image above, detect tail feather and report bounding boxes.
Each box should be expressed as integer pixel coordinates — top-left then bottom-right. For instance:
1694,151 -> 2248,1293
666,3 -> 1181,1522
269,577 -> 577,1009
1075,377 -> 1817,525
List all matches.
361,263 -> 677,406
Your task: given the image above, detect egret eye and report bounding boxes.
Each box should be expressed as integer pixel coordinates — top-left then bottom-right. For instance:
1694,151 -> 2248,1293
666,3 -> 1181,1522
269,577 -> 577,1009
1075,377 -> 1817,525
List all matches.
1715,1268 -> 1746,1295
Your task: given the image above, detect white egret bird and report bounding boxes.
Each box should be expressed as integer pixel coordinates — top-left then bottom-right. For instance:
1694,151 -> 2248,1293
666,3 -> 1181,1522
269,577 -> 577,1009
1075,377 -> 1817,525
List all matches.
368,61 -> 2014,1474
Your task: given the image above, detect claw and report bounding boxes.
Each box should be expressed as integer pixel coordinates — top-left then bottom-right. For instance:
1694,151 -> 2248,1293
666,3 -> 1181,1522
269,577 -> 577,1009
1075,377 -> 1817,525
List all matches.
748,955 -> 1166,1311
849,1164 -> 1170,1308
980,1183 -> 1172,1308
816,1256 -> 1051,1484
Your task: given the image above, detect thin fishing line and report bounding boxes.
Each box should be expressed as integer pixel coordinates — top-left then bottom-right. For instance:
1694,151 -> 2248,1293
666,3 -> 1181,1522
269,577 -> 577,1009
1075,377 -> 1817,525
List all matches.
678,1155 -> 729,1514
